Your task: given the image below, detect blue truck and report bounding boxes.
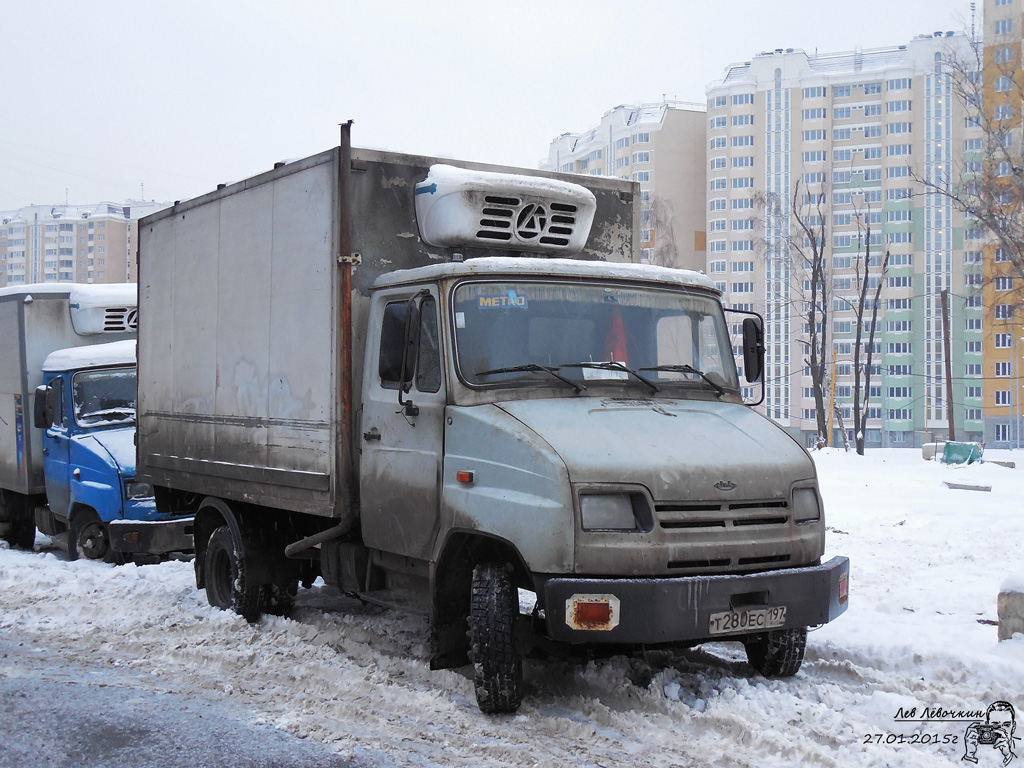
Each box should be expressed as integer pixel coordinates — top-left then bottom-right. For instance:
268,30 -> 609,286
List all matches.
0,284 -> 191,560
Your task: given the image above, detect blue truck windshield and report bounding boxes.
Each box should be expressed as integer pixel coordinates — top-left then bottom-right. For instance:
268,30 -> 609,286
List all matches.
72,367 -> 137,427
452,280 -> 739,392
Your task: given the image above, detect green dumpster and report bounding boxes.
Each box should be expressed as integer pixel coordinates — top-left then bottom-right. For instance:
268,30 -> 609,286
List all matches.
942,442 -> 984,465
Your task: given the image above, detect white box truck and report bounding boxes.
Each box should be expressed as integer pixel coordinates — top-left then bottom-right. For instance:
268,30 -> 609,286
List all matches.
0,284 -> 190,559
137,127 -> 848,713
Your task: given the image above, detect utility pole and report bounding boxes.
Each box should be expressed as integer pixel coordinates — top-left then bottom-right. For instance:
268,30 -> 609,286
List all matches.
941,289 -> 955,441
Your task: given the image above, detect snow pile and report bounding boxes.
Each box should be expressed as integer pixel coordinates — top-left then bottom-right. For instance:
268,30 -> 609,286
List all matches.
0,448 -> 1021,767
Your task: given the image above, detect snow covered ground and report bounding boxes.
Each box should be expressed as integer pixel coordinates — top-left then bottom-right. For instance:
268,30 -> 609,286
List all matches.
1,448 -> 1022,768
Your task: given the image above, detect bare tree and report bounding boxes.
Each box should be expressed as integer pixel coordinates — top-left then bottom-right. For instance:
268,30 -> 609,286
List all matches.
850,217 -> 889,455
756,179 -> 831,444
917,38 -> 1024,288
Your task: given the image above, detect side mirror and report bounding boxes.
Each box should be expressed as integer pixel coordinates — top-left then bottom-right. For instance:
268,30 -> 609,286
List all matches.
33,385 -> 49,429
742,316 -> 765,383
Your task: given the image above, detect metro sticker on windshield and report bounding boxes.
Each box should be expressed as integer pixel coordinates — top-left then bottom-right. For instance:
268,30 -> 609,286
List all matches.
478,290 -> 528,309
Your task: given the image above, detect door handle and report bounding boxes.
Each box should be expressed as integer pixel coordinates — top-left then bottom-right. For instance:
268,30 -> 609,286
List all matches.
42,448 -> 48,456
363,428 -> 382,442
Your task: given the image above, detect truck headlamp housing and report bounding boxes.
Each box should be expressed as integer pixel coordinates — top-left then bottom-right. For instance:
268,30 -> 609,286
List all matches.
124,481 -> 154,501
580,493 -> 646,532
792,487 -> 821,524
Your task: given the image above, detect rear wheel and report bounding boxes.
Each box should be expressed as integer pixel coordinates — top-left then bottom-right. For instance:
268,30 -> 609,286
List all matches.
744,627 -> 807,677
8,517 -> 36,550
1,493 -> 36,550
204,525 -> 265,622
469,562 -> 524,714
262,580 -> 298,617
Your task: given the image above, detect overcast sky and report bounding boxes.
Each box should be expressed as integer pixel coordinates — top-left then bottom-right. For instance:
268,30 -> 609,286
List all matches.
0,0 -> 974,211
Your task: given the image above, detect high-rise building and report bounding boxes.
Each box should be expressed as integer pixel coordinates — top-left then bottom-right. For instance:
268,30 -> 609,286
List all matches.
541,101 -> 707,271
980,0 -> 1024,448
0,201 -> 168,287
706,32 -> 980,449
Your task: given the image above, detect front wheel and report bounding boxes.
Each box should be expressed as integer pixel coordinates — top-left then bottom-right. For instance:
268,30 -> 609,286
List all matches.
69,511 -> 109,561
744,627 -> 807,677
469,562 -> 524,714
204,526 -> 264,622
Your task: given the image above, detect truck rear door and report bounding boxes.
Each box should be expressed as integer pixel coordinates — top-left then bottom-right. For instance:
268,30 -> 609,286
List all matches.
359,288 -> 445,562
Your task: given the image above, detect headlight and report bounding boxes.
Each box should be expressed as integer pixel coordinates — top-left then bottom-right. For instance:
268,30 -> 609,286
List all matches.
125,481 -> 154,500
580,494 -> 637,531
792,487 -> 821,524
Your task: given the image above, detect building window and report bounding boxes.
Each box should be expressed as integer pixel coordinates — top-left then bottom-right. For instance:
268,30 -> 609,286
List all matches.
864,125 -> 882,138
632,132 -> 650,143
833,85 -> 851,98
995,18 -> 1013,35
802,108 -> 826,120
995,423 -> 1011,442
864,104 -> 882,116
732,93 -> 754,105
887,78 -> 911,90
996,390 -> 1012,405
996,361 -> 1013,377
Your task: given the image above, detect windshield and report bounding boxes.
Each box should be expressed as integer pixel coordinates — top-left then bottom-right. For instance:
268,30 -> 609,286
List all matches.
453,280 -> 738,392
72,367 -> 137,427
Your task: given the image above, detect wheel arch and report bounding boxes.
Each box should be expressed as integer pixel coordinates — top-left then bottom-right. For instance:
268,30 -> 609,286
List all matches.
193,497 -> 243,590
429,529 -> 532,671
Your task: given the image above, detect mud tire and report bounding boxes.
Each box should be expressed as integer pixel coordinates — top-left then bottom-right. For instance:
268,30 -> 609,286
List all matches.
262,580 -> 298,617
469,562 -> 523,714
204,525 -> 264,622
744,626 -> 807,677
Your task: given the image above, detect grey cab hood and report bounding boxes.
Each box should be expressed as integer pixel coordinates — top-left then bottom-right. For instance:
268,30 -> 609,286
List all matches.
495,397 -> 815,503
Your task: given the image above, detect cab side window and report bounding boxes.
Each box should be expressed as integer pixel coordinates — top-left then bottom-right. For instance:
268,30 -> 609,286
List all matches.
378,295 -> 441,393
46,379 -> 66,429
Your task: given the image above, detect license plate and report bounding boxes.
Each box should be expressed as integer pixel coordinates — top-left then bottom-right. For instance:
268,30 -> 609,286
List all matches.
708,606 -> 787,636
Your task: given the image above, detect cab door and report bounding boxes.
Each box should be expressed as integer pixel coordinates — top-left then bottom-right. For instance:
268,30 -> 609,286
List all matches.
359,288 -> 446,562
40,376 -> 72,520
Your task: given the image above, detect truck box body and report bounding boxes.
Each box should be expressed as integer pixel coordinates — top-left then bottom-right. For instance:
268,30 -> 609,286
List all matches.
136,148 -> 637,515
137,136 -> 847,714
0,284 -> 137,498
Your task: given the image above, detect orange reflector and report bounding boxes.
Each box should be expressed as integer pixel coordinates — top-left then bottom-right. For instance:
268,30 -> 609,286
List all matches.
122,532 -> 139,544
575,601 -> 612,626
838,573 -> 849,604
456,470 -> 474,484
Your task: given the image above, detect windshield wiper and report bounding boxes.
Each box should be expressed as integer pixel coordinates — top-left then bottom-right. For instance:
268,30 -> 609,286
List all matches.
639,364 -> 725,397
475,364 -> 585,394
559,361 -> 659,394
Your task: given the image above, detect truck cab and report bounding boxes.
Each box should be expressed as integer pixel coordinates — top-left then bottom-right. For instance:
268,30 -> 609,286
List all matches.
348,256 -> 848,712
34,340 -> 192,560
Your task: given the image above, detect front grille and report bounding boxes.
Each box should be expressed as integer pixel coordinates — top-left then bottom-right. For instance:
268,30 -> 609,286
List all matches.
656,499 -> 790,531
656,498 -> 795,574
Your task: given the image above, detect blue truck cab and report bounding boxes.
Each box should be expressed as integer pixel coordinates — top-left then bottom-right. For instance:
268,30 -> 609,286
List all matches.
33,340 -> 192,560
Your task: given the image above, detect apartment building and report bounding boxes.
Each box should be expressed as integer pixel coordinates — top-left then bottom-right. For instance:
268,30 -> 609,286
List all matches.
541,101 -> 707,272
981,0 -> 1024,448
0,201 -> 167,287
706,32 -> 981,449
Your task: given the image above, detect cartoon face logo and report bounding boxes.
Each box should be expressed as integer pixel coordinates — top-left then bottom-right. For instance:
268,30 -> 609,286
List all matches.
964,701 -> 1017,765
